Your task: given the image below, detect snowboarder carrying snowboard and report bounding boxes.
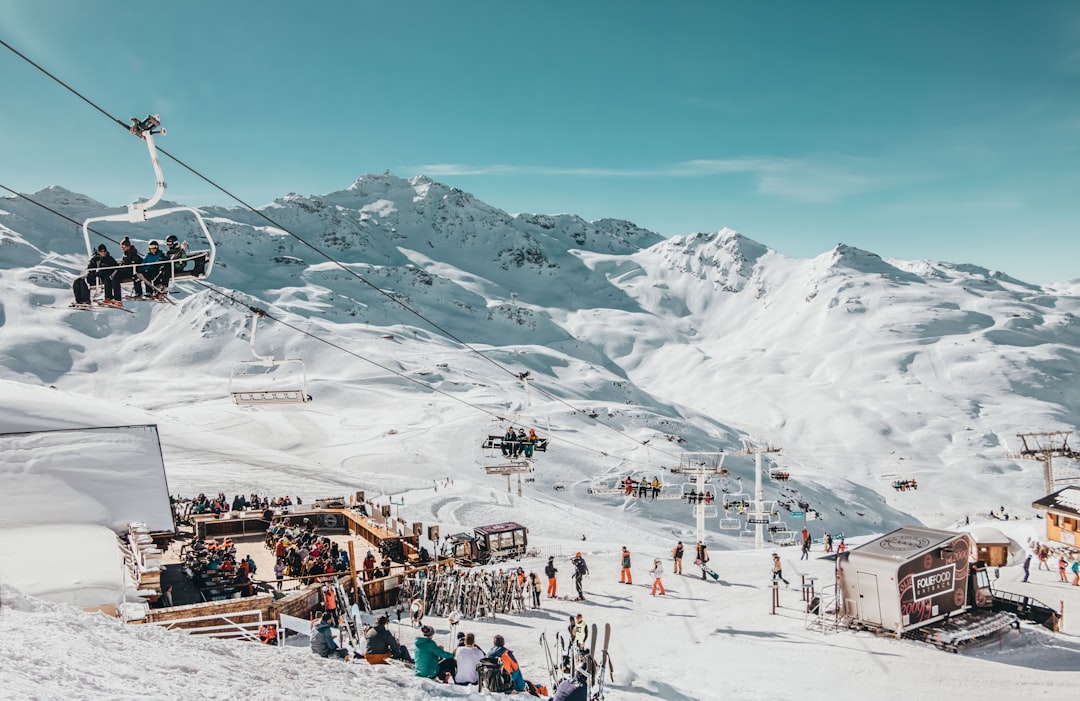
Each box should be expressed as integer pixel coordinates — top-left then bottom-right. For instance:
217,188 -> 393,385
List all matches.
695,542 -> 709,580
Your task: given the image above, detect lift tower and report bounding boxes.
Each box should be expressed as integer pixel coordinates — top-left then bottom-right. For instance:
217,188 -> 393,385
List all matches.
1010,432 -> 1080,493
737,440 -> 783,550
670,452 -> 728,545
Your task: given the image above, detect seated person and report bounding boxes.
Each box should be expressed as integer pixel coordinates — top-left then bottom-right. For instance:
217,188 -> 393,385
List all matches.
453,632 -> 485,685
487,634 -> 526,693
363,614 -> 412,663
141,240 -> 170,293
553,668 -> 589,701
310,612 -> 348,660
117,237 -> 145,298
413,625 -> 455,680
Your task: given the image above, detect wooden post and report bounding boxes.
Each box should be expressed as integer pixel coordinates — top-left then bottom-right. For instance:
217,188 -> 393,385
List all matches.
771,581 -> 779,614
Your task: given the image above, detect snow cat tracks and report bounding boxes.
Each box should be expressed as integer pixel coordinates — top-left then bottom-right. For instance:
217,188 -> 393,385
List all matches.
901,609 -> 1018,653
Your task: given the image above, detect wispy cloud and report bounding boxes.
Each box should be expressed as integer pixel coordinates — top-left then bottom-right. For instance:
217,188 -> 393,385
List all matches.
414,156 -> 886,203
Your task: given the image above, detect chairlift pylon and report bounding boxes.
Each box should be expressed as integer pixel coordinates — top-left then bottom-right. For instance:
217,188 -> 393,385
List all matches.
228,312 -> 311,405
80,115 -> 217,292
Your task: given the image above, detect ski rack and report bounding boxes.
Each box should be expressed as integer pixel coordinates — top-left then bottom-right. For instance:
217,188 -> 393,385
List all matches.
81,115 -> 216,283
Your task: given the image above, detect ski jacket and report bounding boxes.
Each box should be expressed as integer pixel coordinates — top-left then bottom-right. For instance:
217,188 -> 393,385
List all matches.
141,250 -> 167,277
650,561 -> 664,578
545,561 -> 557,578
696,544 -> 708,563
165,242 -> 188,272
673,544 -> 684,559
310,621 -> 339,657
454,645 -> 485,684
363,624 -> 402,656
120,247 -> 143,273
87,252 -> 119,284
572,556 -> 589,577
414,636 -> 454,678
772,555 -> 783,573
487,645 -> 526,691
553,677 -> 589,701
621,550 -> 631,568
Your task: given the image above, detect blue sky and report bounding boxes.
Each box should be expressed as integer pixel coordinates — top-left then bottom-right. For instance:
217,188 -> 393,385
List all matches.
2,1 -> 1078,284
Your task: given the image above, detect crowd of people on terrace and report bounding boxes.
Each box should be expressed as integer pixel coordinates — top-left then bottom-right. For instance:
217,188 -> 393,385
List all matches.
266,516 -> 350,587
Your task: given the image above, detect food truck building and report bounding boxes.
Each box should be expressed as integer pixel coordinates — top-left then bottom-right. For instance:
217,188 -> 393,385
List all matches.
837,526 -> 974,636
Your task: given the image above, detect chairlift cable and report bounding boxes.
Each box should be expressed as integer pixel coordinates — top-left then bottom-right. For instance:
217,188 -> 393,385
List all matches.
2,182 -> 662,467
0,40 -> 681,464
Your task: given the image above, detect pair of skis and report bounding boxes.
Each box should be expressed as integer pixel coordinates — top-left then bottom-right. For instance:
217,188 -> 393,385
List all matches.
542,623 -> 614,699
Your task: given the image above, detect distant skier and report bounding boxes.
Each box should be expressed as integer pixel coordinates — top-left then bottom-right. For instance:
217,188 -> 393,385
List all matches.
571,552 -> 589,601
545,556 -> 558,598
673,541 -> 684,575
771,553 -> 789,586
800,538 -> 810,561
1022,553 -> 1032,583
649,558 -> 666,596
619,546 -> 633,584
695,542 -> 709,580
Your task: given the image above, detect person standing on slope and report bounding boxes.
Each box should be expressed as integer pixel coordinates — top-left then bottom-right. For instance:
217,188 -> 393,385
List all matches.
545,556 -> 558,598
649,558 -> 666,596
528,571 -> 542,608
673,541 -> 684,575
571,552 -> 589,601
771,552 -> 790,586
619,546 -> 633,584
695,542 -> 709,580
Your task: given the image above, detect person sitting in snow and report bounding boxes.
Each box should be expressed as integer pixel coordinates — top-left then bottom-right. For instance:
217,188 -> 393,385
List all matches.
310,612 -> 348,660
414,625 -> 456,681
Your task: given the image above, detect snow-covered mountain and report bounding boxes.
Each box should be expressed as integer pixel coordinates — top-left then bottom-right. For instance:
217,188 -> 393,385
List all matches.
4,174 -> 1080,700
2,173 -> 1079,535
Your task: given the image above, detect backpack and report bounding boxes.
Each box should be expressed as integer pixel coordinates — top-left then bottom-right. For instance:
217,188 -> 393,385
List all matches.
476,658 -> 514,693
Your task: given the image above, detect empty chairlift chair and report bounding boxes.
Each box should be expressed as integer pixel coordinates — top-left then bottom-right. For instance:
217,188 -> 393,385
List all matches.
229,312 -> 311,405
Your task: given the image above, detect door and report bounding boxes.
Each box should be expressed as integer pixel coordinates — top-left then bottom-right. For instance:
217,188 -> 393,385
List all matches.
857,572 -> 882,626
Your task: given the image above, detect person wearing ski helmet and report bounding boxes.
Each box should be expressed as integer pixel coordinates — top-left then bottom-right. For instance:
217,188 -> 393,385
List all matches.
164,234 -> 188,274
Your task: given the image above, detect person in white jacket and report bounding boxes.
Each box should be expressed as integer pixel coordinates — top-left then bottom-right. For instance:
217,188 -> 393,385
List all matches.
649,558 -> 666,596
453,632 -> 486,685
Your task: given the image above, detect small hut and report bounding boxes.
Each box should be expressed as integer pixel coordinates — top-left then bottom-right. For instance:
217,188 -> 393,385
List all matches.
1031,486 -> 1080,550
966,526 -> 1011,566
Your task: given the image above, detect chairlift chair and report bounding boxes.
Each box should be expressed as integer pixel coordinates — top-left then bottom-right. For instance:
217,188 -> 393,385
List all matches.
722,491 -> 750,512
717,515 -> 742,531
228,312 -> 311,405
80,115 -> 216,290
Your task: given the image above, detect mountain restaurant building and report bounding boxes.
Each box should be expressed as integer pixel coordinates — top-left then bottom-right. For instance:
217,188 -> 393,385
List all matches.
837,526 -> 972,636
1031,486 -> 1080,550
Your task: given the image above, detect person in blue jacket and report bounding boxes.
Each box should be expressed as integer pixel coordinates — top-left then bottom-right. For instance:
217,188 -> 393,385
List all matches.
487,634 -> 526,692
